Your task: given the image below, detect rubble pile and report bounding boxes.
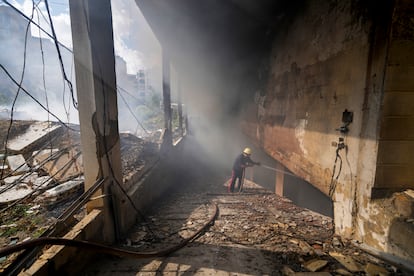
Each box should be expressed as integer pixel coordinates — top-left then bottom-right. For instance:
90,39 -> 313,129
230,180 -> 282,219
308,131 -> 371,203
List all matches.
0,120 -> 160,271
119,132 -> 159,183
0,120 -> 159,208
86,179 -> 403,275
0,121 -> 81,207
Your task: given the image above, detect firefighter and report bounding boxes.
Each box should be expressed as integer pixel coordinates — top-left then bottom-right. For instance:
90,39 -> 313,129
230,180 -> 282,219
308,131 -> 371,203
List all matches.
229,147 -> 260,193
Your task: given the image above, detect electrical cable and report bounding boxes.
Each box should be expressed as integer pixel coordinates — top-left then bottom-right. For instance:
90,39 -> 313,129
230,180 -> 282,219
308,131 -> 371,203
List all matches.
0,202 -> 218,260
74,1 -> 159,241
0,151 -> 82,213
44,0 -> 78,110
34,0 -> 51,124
1,0 -> 160,238
0,135 -> 71,184
3,0 -> 148,116
0,1 -> 34,182
1,0 -> 72,53
4,0 -> 154,131
329,146 -> 343,198
0,65 -> 77,131
343,137 -> 359,235
1,0 -> 162,245
118,88 -> 150,134
0,143 -> 80,194
117,85 -> 142,102
34,0 -> 56,175
101,81 -> 159,239
34,0 -> 52,30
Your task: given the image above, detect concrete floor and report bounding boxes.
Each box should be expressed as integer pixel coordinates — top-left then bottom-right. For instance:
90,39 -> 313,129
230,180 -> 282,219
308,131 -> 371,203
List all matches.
82,176 -> 399,275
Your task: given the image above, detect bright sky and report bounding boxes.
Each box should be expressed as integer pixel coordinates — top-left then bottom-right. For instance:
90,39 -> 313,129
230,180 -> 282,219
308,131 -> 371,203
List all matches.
7,0 -> 155,74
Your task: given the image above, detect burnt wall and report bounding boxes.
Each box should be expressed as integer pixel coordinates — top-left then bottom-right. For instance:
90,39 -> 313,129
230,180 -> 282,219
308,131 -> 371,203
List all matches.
133,0 -> 414,261
244,0 -> 378,197
242,0 -> 414,261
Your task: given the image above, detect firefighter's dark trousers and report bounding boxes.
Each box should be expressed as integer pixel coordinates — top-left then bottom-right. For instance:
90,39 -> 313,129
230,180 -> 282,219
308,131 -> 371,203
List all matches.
229,169 -> 244,192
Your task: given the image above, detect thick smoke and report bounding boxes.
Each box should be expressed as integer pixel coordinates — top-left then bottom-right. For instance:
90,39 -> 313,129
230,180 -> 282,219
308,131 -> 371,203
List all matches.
134,0 -> 275,170
0,0 -> 162,136
1,0 -> 264,171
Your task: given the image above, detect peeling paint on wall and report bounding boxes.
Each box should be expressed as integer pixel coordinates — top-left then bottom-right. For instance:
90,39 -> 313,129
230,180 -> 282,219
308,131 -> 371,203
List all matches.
295,118 -> 308,156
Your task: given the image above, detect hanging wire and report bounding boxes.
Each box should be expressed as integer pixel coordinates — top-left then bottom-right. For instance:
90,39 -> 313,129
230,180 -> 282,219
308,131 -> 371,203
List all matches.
1,0 -> 72,52
4,0 -> 155,135
0,1 -> 35,181
0,65 -> 77,130
118,88 -> 150,134
44,0 -> 78,110
0,142 -> 79,195
75,1 -> 159,239
0,150 -> 82,214
33,0 -> 55,159
34,1 -> 50,123
329,145 -> 343,198
0,0 -> 156,222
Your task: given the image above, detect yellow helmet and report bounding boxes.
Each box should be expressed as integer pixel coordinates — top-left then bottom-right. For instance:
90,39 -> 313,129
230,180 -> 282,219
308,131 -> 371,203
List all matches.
243,147 -> 252,155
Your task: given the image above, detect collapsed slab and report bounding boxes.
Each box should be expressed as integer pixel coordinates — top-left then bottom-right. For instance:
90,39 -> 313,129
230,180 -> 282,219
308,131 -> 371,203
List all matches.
5,154 -> 30,175
0,172 -> 54,205
35,149 -> 83,182
6,121 -> 62,153
35,179 -> 84,206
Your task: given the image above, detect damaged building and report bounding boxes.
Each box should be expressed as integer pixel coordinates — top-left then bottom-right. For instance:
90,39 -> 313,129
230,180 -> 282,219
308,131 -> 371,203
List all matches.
0,0 -> 413,275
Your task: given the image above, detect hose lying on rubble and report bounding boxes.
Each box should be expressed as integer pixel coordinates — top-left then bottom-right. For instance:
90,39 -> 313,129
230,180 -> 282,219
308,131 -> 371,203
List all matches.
0,203 -> 218,259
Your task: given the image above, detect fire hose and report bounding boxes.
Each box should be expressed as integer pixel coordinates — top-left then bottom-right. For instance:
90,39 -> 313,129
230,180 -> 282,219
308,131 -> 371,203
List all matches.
260,164 -> 302,178
0,202 -> 218,260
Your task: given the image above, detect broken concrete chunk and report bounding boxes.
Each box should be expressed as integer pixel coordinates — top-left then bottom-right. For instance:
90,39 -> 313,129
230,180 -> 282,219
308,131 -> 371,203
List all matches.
37,149 -> 83,182
364,263 -> 389,276
7,121 -> 61,153
404,189 -> 414,198
0,182 -> 34,204
304,259 -> 328,272
36,179 -> 84,205
329,251 -> 362,272
6,154 -> 30,175
299,240 -> 314,255
33,176 -> 54,187
32,148 -> 59,166
3,172 -> 38,186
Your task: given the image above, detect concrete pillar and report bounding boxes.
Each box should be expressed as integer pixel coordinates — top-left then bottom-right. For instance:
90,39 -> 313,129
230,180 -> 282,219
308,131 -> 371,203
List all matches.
177,79 -> 184,136
162,51 -> 172,150
69,0 -> 123,242
275,162 -> 284,196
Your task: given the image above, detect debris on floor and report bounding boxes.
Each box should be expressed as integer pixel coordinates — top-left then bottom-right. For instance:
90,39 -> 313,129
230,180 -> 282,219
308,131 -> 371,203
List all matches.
5,155 -> 30,175
85,179 -> 403,275
6,121 -> 62,153
0,120 -> 160,272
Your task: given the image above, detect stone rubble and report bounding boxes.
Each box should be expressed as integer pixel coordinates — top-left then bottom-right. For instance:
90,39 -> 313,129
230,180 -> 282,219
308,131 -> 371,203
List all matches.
85,179 -> 402,275
6,121 -> 62,153
0,121 -> 158,206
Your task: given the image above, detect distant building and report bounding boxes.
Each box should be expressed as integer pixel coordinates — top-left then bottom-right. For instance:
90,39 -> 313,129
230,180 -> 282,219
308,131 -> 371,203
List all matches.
137,69 -> 148,97
0,5 -> 26,41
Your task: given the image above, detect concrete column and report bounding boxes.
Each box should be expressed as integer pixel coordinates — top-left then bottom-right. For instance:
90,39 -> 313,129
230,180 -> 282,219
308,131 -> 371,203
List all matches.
177,79 -> 184,136
275,162 -> 284,196
69,0 -> 123,242
162,51 -> 172,150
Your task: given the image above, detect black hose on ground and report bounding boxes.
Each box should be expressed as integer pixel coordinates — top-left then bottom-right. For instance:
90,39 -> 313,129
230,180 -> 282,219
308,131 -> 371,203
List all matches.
0,203 -> 218,259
